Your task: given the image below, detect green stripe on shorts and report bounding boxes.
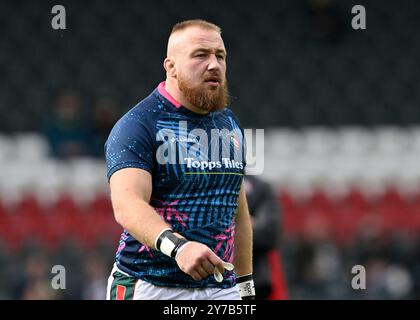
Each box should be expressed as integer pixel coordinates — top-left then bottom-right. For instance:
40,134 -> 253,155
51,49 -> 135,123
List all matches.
110,271 -> 138,300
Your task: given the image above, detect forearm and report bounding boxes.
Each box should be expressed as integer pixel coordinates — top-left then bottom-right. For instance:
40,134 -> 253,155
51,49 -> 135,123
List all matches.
233,213 -> 253,276
112,195 -> 172,249
233,185 -> 253,277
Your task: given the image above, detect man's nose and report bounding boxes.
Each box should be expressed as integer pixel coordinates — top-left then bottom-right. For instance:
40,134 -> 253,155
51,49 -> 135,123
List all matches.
207,54 -> 221,71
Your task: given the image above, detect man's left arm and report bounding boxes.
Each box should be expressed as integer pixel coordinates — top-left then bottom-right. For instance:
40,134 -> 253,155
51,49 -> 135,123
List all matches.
233,181 -> 255,299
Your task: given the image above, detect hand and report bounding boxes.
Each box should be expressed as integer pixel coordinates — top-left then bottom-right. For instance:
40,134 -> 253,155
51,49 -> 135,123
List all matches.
175,241 -> 226,281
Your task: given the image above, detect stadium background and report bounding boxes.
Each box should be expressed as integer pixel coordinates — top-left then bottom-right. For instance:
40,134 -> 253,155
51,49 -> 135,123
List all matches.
1,0 -> 420,299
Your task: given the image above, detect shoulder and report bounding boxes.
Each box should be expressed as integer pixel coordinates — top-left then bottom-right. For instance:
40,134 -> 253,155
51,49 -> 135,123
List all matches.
123,92 -> 162,122
219,106 -> 235,118
218,107 -> 244,130
111,92 -> 164,133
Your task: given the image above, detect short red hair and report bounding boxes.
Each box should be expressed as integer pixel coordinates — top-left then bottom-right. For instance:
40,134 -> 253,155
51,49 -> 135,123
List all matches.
170,19 -> 221,35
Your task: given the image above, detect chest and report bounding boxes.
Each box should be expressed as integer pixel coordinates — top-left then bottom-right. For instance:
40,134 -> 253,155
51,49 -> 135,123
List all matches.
152,114 -> 245,190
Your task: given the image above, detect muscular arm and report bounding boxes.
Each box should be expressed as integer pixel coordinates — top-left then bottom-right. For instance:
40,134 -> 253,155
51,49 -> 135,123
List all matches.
110,167 -> 171,248
233,181 -> 253,277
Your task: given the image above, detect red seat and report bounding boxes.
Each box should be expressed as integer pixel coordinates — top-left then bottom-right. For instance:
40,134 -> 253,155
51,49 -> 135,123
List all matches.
76,194 -> 119,248
279,190 -> 306,236
88,193 -> 113,214
343,187 -> 369,212
0,206 -> 20,251
44,194 -> 83,248
78,209 -> 119,248
329,188 -> 368,243
406,202 -> 420,233
5,196 -> 49,249
308,188 -> 334,213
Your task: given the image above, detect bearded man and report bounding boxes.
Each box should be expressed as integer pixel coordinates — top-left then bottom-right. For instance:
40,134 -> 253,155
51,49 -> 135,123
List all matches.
104,19 -> 254,300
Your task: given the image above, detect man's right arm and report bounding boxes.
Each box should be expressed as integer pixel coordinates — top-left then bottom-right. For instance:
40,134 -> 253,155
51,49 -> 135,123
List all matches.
109,167 -> 226,281
110,167 -> 171,247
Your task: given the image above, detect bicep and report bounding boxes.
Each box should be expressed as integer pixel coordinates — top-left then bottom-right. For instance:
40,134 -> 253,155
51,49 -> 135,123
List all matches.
109,168 -> 153,205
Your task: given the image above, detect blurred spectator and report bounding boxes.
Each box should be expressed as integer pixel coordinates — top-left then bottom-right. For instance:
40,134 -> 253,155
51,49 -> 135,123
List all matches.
244,175 -> 287,299
368,261 -> 413,299
290,215 -> 346,299
42,90 -> 91,158
90,97 -> 120,157
82,254 -> 108,300
12,252 -> 59,300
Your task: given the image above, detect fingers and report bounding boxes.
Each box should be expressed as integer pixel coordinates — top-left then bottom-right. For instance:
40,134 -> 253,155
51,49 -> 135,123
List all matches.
190,270 -> 202,281
188,259 -> 234,282
188,259 -> 216,281
208,253 -> 225,274
202,259 -> 215,275
196,266 -> 210,279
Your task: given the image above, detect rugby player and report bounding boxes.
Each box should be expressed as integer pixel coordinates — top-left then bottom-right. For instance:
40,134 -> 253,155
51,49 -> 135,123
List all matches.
105,19 -> 254,300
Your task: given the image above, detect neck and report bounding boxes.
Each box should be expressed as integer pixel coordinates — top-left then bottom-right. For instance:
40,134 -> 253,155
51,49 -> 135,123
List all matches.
165,78 -> 209,115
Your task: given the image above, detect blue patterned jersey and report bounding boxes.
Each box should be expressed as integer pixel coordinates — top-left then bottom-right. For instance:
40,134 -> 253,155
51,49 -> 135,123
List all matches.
105,82 -> 246,288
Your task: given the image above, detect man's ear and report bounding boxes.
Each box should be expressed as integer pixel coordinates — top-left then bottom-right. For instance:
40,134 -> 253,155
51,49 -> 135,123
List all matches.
164,58 -> 176,77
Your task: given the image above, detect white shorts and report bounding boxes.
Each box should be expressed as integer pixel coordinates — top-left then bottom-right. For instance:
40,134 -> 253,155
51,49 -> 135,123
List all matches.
106,264 -> 241,300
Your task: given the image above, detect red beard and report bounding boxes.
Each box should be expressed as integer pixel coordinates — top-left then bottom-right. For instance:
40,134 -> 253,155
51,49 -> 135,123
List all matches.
178,75 -> 229,112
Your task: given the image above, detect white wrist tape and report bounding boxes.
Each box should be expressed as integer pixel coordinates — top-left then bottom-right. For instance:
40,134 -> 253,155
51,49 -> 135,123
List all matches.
155,229 -> 189,259
237,274 -> 255,298
154,228 -> 172,250
160,235 -> 177,257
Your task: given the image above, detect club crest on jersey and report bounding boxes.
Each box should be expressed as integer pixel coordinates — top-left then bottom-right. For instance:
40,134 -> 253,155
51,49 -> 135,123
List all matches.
230,133 -> 240,150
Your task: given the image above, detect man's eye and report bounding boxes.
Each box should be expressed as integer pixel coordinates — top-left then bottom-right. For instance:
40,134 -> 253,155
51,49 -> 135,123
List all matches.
195,53 -> 206,57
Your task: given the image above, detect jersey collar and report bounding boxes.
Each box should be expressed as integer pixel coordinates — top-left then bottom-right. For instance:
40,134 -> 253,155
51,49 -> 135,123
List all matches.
157,81 -> 182,109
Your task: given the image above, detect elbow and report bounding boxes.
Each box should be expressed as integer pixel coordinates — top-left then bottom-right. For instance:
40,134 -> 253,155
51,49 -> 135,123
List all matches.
112,197 -> 148,231
112,202 -> 130,229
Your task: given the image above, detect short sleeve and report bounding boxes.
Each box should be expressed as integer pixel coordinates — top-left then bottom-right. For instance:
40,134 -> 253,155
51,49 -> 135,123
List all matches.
105,112 -> 155,180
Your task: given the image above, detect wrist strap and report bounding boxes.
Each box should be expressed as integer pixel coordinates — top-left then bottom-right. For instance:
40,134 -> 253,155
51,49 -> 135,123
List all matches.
155,229 -> 189,259
174,241 -> 189,259
154,228 -> 172,249
237,274 -> 255,299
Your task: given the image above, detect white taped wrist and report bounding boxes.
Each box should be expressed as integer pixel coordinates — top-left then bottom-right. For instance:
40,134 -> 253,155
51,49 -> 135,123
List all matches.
155,229 -> 189,259
237,274 -> 255,299
160,236 -> 176,257
154,227 -> 172,250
